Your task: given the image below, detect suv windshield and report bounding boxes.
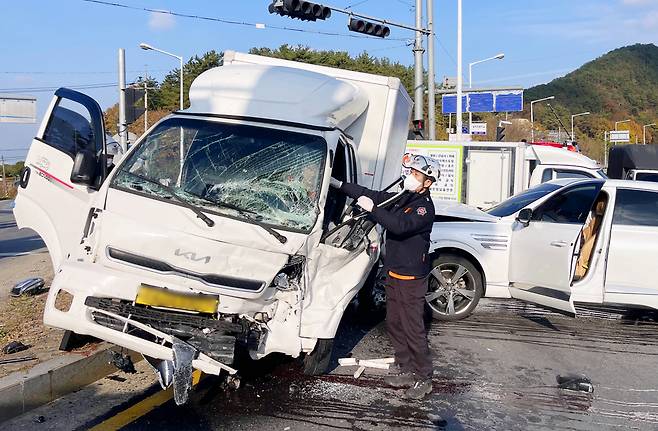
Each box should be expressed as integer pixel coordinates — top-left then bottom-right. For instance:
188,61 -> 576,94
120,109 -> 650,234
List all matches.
112,117 -> 327,232
486,183 -> 561,217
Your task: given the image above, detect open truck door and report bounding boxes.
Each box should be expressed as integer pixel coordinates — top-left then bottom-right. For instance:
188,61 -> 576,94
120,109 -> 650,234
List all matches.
14,88 -> 106,270
507,181 -> 603,315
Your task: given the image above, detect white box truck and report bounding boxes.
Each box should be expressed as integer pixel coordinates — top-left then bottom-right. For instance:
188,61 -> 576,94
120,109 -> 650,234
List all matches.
406,140 -> 606,208
13,51 -> 412,403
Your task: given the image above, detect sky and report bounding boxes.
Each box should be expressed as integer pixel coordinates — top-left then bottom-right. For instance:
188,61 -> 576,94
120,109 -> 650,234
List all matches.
1,0 -> 657,162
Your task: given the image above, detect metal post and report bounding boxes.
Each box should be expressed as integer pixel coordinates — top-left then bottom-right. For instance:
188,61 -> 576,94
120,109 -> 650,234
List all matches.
604,131 -> 608,169
530,103 -> 534,143
1,157 -> 6,198
413,0 -> 425,131
448,113 -> 452,133
118,49 -> 127,153
144,66 -> 148,134
456,0 -> 463,140
426,0 -> 436,140
468,63 -> 472,134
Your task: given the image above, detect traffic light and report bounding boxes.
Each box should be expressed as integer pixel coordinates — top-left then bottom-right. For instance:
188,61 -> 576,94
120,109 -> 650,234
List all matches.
125,87 -> 145,124
496,126 -> 505,142
268,0 -> 331,21
348,17 -> 391,38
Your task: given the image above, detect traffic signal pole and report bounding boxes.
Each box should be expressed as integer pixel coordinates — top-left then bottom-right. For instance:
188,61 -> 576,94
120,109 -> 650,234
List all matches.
270,1 -> 430,134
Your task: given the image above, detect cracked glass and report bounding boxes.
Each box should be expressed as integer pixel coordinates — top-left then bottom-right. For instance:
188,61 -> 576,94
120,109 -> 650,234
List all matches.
112,117 -> 327,232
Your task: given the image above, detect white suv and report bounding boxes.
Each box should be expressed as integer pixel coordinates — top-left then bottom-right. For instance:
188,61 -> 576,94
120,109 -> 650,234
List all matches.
426,178 -> 658,320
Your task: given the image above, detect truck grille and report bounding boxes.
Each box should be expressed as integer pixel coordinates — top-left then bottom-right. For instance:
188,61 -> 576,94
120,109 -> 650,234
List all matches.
106,247 -> 266,292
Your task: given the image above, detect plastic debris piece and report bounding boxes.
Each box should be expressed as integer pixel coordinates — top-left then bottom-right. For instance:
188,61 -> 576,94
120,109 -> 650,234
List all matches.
10,278 -> 45,297
108,351 -> 136,374
0,356 -> 37,365
557,374 -> 594,393
353,366 -> 366,378
172,337 -> 197,405
2,340 -> 29,354
358,360 -> 390,370
338,357 -> 358,366
369,357 -> 395,364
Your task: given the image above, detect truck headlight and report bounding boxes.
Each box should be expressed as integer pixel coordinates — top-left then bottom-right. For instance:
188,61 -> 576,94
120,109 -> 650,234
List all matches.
271,255 -> 305,291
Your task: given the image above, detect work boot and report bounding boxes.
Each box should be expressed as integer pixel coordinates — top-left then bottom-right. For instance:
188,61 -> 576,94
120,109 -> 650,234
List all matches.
403,378 -> 432,399
384,366 -> 415,388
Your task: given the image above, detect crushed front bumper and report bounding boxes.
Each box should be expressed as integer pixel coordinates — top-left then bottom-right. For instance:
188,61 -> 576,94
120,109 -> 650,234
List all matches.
44,261 -> 261,375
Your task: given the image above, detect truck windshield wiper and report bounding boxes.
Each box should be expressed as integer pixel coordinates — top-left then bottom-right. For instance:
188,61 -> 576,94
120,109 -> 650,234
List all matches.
122,171 -> 215,227
193,194 -> 288,244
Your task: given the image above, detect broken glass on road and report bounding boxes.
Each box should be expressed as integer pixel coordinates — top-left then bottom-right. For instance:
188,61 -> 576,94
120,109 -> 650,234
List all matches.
112,118 -> 327,232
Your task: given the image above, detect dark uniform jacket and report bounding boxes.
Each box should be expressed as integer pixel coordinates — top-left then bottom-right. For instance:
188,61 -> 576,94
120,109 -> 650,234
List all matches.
340,182 -> 435,278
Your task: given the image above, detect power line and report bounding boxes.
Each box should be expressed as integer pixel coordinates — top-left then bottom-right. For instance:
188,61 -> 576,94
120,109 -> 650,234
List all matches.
0,80 -> 138,93
80,0 -> 408,41
0,69 -> 167,75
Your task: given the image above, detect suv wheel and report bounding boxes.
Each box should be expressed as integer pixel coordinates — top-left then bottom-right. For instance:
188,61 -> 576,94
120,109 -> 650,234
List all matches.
426,254 -> 483,321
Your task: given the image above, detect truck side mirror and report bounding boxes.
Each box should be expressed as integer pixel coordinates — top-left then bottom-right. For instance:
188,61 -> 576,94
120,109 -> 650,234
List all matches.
516,208 -> 533,226
70,150 -> 98,186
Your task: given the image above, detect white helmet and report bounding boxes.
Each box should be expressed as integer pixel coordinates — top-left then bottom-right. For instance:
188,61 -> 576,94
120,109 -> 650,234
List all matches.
402,153 -> 440,182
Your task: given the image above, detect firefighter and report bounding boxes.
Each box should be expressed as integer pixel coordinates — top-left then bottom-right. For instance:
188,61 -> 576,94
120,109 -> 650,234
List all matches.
330,154 -> 439,399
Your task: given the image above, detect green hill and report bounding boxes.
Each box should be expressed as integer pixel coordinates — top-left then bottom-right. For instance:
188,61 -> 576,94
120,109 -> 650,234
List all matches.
526,43 -> 658,158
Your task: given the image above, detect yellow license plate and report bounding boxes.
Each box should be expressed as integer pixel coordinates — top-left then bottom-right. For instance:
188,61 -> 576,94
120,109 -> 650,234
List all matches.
135,284 -> 219,314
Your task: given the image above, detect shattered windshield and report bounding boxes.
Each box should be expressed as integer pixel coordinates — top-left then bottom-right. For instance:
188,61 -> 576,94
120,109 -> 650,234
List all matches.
112,117 -> 327,232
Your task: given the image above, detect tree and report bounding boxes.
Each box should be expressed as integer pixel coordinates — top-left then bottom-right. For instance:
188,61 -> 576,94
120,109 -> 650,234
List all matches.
157,50 -> 222,110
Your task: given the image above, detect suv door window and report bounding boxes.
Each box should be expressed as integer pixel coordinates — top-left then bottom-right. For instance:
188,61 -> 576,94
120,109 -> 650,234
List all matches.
612,189 -> 658,226
42,98 -> 99,158
532,183 -> 602,224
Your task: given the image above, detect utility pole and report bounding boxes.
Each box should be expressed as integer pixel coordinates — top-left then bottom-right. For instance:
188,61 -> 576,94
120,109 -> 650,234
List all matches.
426,0 -> 436,140
413,0 -> 425,136
456,0 -> 463,140
143,65 -> 156,134
118,48 -> 128,153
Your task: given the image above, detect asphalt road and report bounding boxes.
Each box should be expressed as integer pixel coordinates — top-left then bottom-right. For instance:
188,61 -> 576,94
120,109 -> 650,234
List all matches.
6,299 -> 658,431
0,200 -> 45,258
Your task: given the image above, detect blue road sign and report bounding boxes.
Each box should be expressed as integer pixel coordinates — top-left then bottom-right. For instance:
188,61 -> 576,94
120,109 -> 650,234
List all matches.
441,89 -> 524,114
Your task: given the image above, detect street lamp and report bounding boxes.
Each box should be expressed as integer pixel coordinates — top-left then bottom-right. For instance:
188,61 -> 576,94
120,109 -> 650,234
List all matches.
643,123 -> 656,145
570,111 -> 590,142
614,119 -> 631,130
530,96 -> 555,142
140,43 -> 184,111
468,53 -> 505,132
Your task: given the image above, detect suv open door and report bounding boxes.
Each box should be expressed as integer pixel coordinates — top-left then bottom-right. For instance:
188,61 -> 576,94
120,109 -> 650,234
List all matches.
14,88 -> 107,270
507,181 -> 603,315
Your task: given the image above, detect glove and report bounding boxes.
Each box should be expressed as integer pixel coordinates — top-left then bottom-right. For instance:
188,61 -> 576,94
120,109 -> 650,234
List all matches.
330,177 -> 343,189
356,196 -> 375,212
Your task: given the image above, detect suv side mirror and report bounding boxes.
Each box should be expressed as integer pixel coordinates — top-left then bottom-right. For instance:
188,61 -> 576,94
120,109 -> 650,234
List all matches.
516,208 -> 533,225
71,150 -> 98,186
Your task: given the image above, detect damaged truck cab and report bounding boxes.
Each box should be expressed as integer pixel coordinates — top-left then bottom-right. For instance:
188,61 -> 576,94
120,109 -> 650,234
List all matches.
14,52 -> 412,399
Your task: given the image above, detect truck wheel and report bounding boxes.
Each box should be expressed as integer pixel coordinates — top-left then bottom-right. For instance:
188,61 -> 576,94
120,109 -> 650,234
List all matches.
426,254 -> 483,321
302,338 -> 334,375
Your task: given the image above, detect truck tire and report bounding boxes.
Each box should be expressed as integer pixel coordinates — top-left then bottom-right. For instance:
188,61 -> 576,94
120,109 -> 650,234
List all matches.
302,338 -> 334,375
426,254 -> 483,322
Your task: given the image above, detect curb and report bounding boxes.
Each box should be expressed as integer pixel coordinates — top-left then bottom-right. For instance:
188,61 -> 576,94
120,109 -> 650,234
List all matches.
0,342 -> 140,423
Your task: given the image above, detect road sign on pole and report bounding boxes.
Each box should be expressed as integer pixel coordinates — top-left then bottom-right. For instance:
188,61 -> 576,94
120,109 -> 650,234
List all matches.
0,95 -> 36,123
609,130 -> 630,143
442,89 -> 524,114
470,122 -> 487,135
